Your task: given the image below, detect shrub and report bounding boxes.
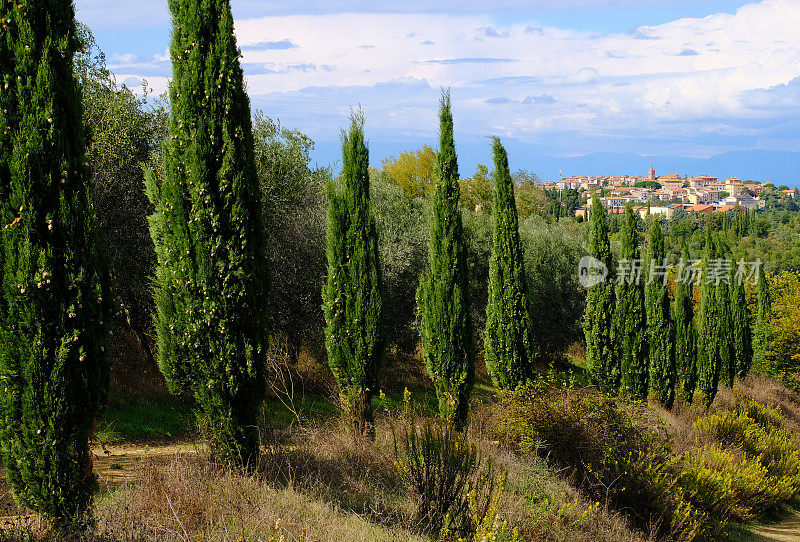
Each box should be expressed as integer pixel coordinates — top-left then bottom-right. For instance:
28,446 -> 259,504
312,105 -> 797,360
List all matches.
678,445 -> 786,522
393,419 -> 496,537
494,382 -> 711,540
468,474 -> 522,542
684,399 -> 800,520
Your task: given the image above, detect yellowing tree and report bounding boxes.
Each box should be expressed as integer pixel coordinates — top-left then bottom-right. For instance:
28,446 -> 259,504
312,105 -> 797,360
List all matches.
382,145 -> 436,197
460,164 -> 493,212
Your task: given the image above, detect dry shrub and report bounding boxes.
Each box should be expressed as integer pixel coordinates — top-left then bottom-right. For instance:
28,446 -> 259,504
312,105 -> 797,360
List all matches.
392,418 -> 496,537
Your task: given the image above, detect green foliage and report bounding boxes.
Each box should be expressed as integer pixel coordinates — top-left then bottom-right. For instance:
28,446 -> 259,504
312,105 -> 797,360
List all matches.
322,113 -> 385,436
484,138 -> 534,389
78,25 -> 167,343
253,114 -> 328,362
616,205 -> 648,400
583,194 -> 617,389
0,0 -> 110,525
752,265 -> 773,373
370,171 -> 429,353
697,232 -> 721,407
460,163 -> 493,212
513,172 -> 546,221
417,92 -> 473,427
645,221 -> 675,407
673,245 -> 698,402
634,180 -> 662,189
145,0 -> 268,465
715,237 -> 735,388
520,215 -> 586,358
393,419 -> 497,537
730,262 -> 753,379
764,271 -> 800,387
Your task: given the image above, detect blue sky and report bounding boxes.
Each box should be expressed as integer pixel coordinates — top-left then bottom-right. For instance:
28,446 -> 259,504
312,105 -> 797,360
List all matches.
74,0 -> 800,184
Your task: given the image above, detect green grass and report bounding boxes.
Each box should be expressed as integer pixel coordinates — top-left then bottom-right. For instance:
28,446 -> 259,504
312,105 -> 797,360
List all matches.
263,394 -> 340,427
263,385 -> 440,429
96,401 -> 195,443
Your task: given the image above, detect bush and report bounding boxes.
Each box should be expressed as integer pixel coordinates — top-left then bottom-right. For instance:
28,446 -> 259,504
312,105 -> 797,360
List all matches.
683,399 -> 800,521
393,419 -> 497,537
678,445 -> 787,522
494,381 -> 710,541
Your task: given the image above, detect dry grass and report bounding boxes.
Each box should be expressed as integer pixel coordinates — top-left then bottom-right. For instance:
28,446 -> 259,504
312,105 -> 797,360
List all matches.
650,373 -> 800,456
86,408 -> 646,542
94,453 -> 424,542
15,363 -> 800,541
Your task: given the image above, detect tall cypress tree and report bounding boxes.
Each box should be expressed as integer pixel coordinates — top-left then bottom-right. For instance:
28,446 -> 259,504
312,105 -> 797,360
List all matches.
697,230 -> 720,407
583,193 -> 617,389
716,237 -> 735,388
417,92 -> 473,427
0,0 -> 110,524
673,244 -> 697,402
730,260 -> 752,379
645,222 -> 675,408
616,205 -> 648,400
752,265 -> 772,372
322,113 -> 384,436
145,0 -> 268,465
484,138 -> 534,389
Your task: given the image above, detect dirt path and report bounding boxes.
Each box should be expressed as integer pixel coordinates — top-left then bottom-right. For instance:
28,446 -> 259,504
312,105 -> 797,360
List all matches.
746,512 -> 800,542
0,442 -> 201,528
92,441 -> 202,486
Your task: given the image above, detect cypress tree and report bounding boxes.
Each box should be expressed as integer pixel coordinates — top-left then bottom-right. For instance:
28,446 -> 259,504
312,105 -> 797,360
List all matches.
145,0 -> 268,465
322,113 -> 384,436
673,244 -> 697,402
752,264 -> 772,372
716,237 -> 735,388
616,205 -> 648,400
730,260 -> 753,379
0,0 -> 110,524
583,192 -> 617,389
697,230 -> 721,407
484,138 -> 534,389
417,92 -> 473,427
645,222 -> 675,408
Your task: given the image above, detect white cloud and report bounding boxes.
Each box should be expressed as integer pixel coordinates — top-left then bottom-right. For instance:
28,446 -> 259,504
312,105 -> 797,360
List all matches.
103,0 -> 800,157
221,0 -> 799,153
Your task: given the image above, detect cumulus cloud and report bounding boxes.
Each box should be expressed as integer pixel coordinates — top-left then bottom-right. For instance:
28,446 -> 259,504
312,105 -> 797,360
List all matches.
100,0 -> 800,158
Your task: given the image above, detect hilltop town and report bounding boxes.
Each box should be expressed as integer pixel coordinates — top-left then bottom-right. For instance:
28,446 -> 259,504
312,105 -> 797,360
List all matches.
543,166 -> 799,219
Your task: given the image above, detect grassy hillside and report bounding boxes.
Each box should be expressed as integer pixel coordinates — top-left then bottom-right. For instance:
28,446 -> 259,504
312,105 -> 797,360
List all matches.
2,352 -> 799,541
